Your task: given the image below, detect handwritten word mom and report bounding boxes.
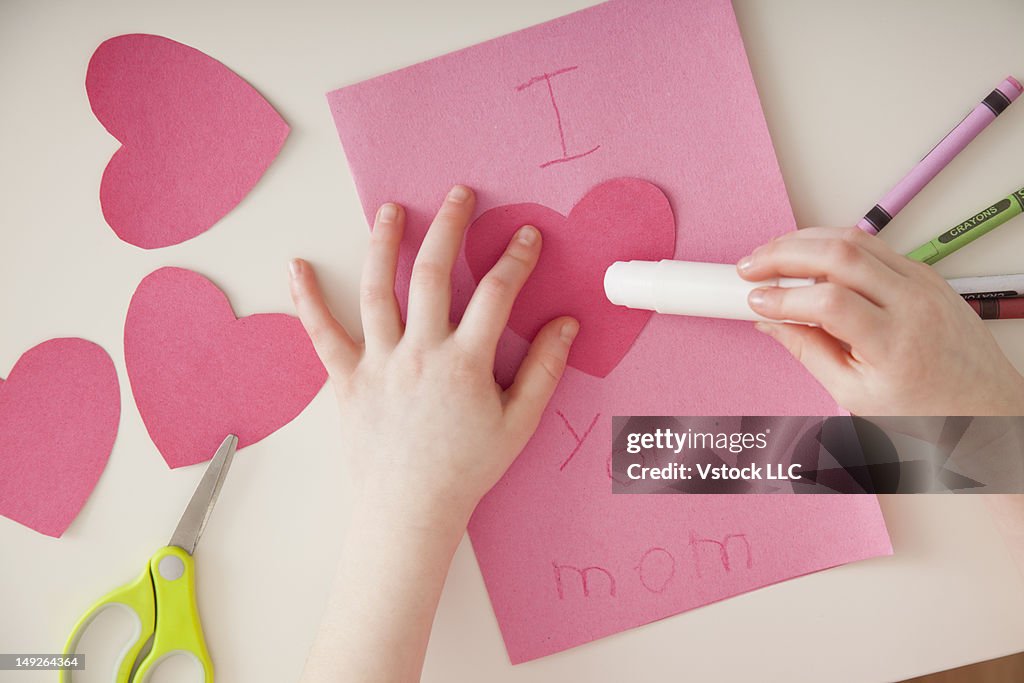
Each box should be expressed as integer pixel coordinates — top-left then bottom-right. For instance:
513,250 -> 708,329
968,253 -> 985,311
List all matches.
552,531 -> 752,599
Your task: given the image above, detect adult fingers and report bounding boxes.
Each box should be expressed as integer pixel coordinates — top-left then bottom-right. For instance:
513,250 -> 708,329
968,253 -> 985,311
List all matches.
748,282 -> 888,361
738,232 -> 901,306
360,202 -> 405,351
504,317 -> 579,432
289,258 -> 360,378
456,225 -> 541,357
406,185 -> 475,341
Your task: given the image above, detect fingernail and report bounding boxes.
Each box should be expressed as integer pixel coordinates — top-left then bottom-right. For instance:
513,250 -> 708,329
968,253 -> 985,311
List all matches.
737,256 -> 752,272
748,288 -> 767,308
517,225 -> 538,246
448,185 -> 471,203
378,203 -> 398,223
561,319 -> 580,343
289,258 -> 303,279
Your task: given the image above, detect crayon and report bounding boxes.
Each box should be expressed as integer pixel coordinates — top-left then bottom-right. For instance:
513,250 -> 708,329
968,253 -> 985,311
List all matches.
857,76 -> 1022,234
906,185 -> 1024,265
947,273 -> 1024,300
969,297 -> 1024,320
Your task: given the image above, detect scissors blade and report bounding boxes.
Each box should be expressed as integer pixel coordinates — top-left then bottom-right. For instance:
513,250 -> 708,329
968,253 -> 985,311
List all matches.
169,434 -> 238,555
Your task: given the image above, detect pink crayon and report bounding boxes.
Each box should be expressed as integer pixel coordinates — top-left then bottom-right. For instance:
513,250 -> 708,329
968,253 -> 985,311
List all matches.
858,76 -> 1023,234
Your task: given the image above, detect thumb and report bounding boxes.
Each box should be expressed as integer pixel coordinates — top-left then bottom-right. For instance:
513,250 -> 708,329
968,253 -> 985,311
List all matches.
504,317 -> 579,431
755,322 -> 853,396
289,258 -> 360,378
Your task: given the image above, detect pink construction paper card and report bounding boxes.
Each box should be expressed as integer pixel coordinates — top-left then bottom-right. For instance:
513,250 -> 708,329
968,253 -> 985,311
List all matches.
0,338 -> 120,538
327,0 -> 892,663
124,267 -> 327,468
87,34 -> 289,249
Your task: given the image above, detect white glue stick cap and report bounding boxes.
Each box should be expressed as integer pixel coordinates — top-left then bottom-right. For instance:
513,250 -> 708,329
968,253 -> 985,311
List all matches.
603,260 -> 659,309
603,260 -> 814,322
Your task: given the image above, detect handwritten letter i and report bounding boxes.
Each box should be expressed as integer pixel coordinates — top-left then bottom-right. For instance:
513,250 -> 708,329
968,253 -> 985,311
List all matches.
515,66 -> 600,168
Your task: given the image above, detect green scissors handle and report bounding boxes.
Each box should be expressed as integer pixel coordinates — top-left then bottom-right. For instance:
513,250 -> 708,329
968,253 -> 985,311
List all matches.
62,435 -> 237,682
61,563 -> 154,682
61,546 -> 213,682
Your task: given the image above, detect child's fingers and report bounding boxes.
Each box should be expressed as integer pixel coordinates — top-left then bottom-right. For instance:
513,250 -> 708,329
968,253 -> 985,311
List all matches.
738,234 -> 900,306
773,226 -> 917,276
504,317 -> 578,431
455,226 -> 541,356
754,322 -> 855,392
748,283 -> 888,361
360,203 -> 405,351
406,185 -> 476,342
289,258 -> 360,378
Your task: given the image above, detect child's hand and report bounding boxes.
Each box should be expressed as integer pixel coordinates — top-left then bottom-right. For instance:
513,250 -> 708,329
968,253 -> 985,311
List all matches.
737,226 -> 1024,416
289,185 -> 578,530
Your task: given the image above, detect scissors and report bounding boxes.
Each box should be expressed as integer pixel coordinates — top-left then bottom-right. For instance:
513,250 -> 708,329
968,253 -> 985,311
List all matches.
61,434 -> 238,682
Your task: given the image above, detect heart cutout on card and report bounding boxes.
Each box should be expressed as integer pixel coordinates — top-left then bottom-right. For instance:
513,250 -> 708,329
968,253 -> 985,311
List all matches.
86,34 -> 289,249
0,339 -> 120,537
465,178 -> 676,378
124,267 -> 326,468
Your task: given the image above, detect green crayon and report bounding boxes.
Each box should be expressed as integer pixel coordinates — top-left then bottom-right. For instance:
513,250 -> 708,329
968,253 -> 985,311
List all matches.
906,186 -> 1024,265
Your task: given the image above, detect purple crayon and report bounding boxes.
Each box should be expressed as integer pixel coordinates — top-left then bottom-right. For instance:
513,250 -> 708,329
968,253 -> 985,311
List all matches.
858,76 -> 1023,234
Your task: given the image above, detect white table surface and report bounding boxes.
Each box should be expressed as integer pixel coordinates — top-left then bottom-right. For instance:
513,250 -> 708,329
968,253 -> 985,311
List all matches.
2,1 -> 1024,681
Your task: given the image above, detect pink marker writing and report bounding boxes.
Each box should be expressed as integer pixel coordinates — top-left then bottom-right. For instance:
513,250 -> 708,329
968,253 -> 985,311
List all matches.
858,76 -> 1022,234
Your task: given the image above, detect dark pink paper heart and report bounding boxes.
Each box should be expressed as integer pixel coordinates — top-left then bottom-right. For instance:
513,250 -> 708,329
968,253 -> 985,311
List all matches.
125,267 -> 326,468
0,338 -> 120,537
465,178 -> 676,378
86,34 -> 289,249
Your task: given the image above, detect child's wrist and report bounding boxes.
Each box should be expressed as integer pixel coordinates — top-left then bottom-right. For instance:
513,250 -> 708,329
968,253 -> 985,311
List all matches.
354,482 -> 476,539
